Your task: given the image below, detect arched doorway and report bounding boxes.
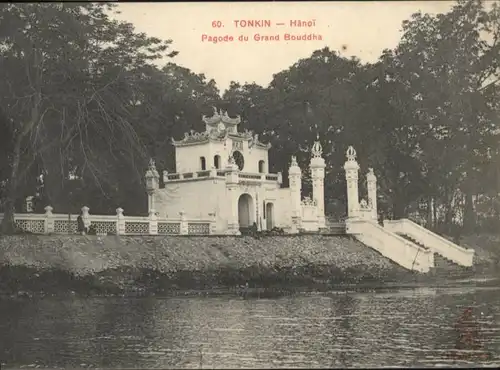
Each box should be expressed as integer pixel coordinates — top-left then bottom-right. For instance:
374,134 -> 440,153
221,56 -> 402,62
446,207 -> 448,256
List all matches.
238,193 -> 254,228
266,202 -> 274,230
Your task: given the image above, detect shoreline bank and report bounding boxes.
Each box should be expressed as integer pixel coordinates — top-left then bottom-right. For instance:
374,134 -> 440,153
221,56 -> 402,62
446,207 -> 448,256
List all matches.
0,234 -> 498,297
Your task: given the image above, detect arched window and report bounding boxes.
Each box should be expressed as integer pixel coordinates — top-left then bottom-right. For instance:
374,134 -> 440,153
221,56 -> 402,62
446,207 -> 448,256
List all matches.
258,160 -> 265,173
200,156 -> 206,170
214,155 -> 221,169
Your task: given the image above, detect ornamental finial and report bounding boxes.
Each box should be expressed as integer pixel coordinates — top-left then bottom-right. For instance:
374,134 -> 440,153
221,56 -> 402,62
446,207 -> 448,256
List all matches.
290,155 -> 298,167
346,146 -> 356,161
148,158 -> 156,170
312,135 -> 323,158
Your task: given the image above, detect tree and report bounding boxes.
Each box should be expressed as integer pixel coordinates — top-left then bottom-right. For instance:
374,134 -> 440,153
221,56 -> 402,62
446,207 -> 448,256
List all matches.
380,0 -> 500,230
0,3 -> 176,231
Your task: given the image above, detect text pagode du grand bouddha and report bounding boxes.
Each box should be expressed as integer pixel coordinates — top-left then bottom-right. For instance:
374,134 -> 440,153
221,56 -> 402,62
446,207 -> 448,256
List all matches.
201,19 -> 323,43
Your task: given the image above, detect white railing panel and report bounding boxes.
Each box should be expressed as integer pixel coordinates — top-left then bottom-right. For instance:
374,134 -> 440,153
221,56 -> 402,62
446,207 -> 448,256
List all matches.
0,211 -> 214,236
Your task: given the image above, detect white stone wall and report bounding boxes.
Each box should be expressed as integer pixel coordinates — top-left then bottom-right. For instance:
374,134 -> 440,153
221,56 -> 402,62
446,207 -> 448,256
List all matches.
155,177 -> 292,234
174,138 -> 269,174
175,145 -> 213,173
239,145 -> 269,173
274,188 -> 294,229
209,141 -> 230,169
155,179 -> 226,220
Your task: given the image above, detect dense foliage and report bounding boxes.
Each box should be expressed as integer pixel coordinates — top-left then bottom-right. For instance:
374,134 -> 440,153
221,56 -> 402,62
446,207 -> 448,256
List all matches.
0,1 -> 499,235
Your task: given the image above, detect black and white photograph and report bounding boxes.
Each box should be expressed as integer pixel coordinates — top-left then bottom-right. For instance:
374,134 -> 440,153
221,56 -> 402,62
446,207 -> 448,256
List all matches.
0,0 -> 500,368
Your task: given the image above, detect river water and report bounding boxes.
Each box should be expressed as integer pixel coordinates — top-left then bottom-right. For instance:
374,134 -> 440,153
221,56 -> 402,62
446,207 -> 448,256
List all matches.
1,281 -> 500,368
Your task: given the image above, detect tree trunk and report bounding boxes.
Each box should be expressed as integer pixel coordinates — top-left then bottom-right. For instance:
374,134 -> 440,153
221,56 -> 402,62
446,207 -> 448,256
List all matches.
426,196 -> 433,228
0,134 -> 23,234
462,191 -> 476,234
1,51 -> 43,233
443,186 -> 454,234
433,198 -> 438,231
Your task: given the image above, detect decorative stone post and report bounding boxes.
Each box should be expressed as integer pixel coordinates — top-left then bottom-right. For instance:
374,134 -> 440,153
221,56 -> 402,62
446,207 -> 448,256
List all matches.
277,172 -> 283,185
25,196 -> 34,213
225,154 -> 241,235
343,146 -> 360,219
210,166 -> 217,178
149,209 -> 158,235
116,207 -> 125,235
179,210 -> 188,235
81,206 -> 91,231
145,158 -> 160,215
367,168 -> 378,221
208,212 -> 217,234
310,135 -> 326,228
44,205 -> 54,234
288,155 -> 302,232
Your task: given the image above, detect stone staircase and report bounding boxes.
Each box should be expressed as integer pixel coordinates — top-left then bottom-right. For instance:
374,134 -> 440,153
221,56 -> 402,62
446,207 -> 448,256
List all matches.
384,219 -> 475,267
430,252 -> 474,279
346,219 -> 434,272
396,231 -> 471,277
322,222 -> 346,235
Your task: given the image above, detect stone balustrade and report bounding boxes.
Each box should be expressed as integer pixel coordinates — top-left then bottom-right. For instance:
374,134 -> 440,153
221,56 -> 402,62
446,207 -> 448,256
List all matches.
0,206 -> 214,236
163,169 -> 280,184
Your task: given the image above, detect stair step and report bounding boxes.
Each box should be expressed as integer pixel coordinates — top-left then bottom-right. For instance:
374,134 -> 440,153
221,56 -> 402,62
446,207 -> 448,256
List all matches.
396,233 -> 429,250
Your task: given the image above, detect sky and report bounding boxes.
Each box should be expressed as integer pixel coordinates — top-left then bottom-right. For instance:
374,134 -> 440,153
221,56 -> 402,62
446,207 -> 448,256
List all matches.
112,1 -> 455,93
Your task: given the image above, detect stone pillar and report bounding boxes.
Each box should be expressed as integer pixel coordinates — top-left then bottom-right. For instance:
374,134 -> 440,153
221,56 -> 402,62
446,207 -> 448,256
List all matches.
44,205 -> 54,234
208,212 -> 217,234
149,209 -> 158,235
81,206 -> 91,230
288,155 -> 302,231
367,168 -> 378,221
179,210 -> 188,235
26,196 -> 34,213
225,154 -> 241,235
116,207 -> 125,235
343,146 -> 360,219
145,158 -> 160,214
310,136 -> 326,228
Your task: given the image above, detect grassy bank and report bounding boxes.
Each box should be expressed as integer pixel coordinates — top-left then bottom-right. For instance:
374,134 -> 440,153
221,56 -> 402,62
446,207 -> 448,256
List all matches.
0,234 -> 498,297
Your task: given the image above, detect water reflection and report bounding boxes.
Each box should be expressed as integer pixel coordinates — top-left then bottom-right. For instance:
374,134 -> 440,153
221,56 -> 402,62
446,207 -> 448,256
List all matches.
1,285 -> 500,368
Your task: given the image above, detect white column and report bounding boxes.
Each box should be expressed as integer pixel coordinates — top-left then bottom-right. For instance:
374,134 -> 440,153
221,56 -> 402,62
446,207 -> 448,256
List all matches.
81,206 -> 91,230
343,146 -> 360,218
147,192 -> 154,214
179,211 -> 188,235
116,207 -> 125,235
149,209 -> 158,235
310,136 -> 326,228
288,156 -> 302,232
225,155 -> 241,235
44,205 -> 54,234
288,156 -> 302,216
145,159 -> 159,214
367,168 -> 377,221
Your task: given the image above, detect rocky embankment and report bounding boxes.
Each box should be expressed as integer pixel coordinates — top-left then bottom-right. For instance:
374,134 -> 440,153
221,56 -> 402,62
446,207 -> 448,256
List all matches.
0,234 -> 498,297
